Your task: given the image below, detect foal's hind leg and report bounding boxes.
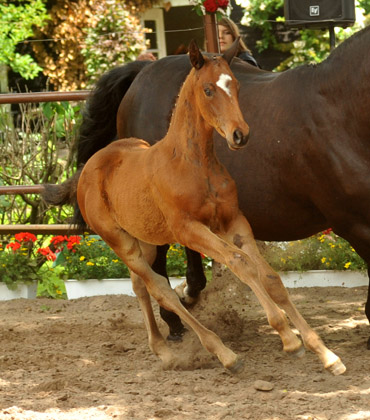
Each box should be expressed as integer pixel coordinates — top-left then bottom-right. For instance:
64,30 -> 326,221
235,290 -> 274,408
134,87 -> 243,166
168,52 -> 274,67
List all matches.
130,243 -> 174,366
223,214 -> 346,375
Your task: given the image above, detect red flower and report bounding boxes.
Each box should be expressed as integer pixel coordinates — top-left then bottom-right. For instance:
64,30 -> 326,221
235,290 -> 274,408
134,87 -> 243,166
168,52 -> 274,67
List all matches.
66,236 -> 81,251
217,0 -> 229,7
321,228 -> 333,235
203,0 -> 228,12
50,235 -> 68,251
6,242 -> 21,252
14,232 -> 37,243
203,0 -> 218,12
50,235 -> 67,246
37,247 -> 57,261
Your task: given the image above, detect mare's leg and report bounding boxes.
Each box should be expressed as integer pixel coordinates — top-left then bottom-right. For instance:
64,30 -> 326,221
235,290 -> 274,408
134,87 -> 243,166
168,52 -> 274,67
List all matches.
222,214 -> 346,375
100,227 -> 241,371
175,247 -> 207,305
176,216 -> 345,375
152,245 -> 187,341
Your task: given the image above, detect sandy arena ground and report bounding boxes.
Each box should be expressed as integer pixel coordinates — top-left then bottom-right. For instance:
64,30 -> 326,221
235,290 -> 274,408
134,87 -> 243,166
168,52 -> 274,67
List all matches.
0,269 -> 369,420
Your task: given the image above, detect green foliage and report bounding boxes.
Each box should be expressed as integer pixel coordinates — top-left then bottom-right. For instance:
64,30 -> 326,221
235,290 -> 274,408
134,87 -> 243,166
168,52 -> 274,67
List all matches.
54,237 -> 212,280
81,1 -> 147,86
276,25 -> 364,71
237,0 -> 370,69
261,231 -> 366,272
42,102 -> 81,139
37,265 -> 66,299
53,235 -> 131,280
238,0 -> 284,51
0,232 -> 50,290
0,245 -> 38,289
358,0 -> 370,14
166,243 -> 212,277
1,229 -> 364,301
0,0 -> 49,79
166,244 -> 188,277
0,101 -> 81,226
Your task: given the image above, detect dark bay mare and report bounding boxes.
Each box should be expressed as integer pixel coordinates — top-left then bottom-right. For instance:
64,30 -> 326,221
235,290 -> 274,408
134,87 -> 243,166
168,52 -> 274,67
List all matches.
77,26 -> 370,348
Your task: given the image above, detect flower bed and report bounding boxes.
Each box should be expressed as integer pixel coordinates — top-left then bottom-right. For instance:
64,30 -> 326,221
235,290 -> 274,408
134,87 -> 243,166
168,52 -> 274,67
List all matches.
0,230 -> 366,300
260,229 -> 366,272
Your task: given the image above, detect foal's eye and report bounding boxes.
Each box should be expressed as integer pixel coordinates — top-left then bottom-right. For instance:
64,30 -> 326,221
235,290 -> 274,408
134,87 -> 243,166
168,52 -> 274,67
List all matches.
204,87 -> 213,97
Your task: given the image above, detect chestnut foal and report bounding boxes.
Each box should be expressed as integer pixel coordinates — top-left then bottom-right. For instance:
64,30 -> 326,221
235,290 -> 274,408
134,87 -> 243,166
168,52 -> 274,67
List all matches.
44,40 -> 345,375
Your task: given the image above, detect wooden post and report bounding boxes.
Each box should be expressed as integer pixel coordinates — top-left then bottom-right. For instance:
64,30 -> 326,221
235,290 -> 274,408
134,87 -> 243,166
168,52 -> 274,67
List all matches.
203,13 -> 219,53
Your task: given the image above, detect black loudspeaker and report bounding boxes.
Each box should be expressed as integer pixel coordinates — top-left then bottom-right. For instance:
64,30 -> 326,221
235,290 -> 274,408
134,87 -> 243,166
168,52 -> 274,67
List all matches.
284,0 -> 355,28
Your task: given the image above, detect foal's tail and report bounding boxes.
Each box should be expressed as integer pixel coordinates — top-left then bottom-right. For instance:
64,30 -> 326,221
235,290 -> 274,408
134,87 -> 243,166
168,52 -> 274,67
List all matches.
42,169 -> 86,229
77,60 -> 150,165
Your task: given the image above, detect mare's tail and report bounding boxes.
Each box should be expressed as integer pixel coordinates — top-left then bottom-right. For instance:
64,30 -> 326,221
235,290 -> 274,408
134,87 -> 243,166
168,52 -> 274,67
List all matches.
77,60 -> 150,165
42,169 -> 86,229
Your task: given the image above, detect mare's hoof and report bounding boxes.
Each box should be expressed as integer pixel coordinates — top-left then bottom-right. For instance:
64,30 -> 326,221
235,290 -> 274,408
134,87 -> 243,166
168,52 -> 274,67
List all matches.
327,359 -> 346,376
167,327 -> 188,342
227,358 -> 244,375
175,283 -> 197,306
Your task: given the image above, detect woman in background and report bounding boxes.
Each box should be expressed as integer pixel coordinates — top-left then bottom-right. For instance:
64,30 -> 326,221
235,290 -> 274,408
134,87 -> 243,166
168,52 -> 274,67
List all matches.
218,17 -> 260,68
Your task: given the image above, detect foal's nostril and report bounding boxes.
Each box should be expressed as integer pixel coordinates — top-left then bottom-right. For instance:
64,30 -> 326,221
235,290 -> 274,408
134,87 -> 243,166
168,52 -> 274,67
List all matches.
233,129 -> 249,147
233,130 -> 242,145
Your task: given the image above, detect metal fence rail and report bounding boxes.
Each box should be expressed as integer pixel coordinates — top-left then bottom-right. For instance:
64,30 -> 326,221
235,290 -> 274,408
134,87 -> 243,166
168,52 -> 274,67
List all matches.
0,224 -> 88,235
0,91 -> 90,235
0,91 -> 90,104
0,184 -> 93,235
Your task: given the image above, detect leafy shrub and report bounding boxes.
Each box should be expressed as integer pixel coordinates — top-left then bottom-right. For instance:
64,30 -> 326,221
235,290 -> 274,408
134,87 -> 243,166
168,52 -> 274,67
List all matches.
0,232 -> 65,298
0,101 -> 81,226
81,0 -> 147,86
52,235 -> 130,280
261,230 -> 366,272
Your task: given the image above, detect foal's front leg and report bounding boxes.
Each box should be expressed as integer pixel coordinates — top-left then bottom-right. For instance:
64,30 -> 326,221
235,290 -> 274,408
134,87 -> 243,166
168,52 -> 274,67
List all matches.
221,213 -> 346,375
177,216 -> 345,375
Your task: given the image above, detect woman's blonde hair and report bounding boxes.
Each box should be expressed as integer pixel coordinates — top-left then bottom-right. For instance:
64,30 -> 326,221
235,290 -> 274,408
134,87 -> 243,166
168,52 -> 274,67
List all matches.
218,17 -> 251,54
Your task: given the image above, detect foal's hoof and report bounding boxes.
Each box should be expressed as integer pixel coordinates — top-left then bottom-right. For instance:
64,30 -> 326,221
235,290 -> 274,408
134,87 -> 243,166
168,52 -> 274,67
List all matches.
227,358 -> 245,375
327,359 -> 346,376
291,345 -> 306,359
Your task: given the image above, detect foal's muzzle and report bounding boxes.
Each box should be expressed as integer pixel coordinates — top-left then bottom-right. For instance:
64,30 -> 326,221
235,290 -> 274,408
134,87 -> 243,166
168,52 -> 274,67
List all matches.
229,128 -> 249,150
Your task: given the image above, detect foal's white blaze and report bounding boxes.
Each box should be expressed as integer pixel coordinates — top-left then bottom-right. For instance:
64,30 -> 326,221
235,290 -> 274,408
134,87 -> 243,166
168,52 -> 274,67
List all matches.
216,74 -> 232,97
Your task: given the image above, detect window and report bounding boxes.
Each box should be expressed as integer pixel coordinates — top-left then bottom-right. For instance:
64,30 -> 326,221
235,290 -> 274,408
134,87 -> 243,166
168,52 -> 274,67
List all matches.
141,9 -> 167,58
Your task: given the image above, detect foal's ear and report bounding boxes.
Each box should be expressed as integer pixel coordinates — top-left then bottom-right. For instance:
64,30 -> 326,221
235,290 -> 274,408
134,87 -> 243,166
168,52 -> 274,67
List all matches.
188,39 -> 205,70
222,37 -> 240,65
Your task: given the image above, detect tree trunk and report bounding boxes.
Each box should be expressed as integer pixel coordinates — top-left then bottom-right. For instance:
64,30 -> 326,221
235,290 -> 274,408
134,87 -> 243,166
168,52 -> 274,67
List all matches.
0,63 -> 14,131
